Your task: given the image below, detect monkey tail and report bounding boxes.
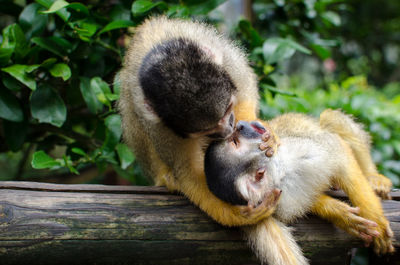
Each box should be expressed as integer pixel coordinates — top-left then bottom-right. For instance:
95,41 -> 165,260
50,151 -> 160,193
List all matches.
243,217 -> 308,265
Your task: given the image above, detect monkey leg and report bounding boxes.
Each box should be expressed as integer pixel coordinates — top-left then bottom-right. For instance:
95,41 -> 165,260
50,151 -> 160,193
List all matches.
333,140 -> 394,254
320,109 -> 392,199
311,194 -> 380,245
243,217 -> 308,265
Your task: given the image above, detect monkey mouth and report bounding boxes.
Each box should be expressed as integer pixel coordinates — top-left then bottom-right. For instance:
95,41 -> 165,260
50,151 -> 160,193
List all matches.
250,121 -> 266,135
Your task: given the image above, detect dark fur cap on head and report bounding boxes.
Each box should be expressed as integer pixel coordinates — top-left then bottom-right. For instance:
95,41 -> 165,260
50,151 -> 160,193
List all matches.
204,140 -> 249,205
139,37 -> 237,137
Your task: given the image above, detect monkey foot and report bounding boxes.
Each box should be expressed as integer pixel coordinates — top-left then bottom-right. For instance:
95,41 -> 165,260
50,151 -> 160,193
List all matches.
368,174 -> 393,200
342,206 -> 380,246
372,219 -> 395,255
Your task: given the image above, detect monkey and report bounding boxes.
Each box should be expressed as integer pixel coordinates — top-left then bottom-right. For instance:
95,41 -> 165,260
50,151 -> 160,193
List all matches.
118,16 -> 279,226
204,109 -> 394,265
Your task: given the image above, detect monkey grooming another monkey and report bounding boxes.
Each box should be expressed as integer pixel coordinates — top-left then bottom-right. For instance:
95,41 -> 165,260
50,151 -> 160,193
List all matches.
205,109 -> 394,265
119,16 -> 279,226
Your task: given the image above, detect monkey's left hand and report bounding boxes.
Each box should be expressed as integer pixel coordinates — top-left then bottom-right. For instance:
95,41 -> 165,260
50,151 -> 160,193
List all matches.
259,123 -> 280,157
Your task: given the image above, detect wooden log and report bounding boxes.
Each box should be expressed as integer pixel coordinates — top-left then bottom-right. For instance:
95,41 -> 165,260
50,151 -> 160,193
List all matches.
0,181 -> 399,265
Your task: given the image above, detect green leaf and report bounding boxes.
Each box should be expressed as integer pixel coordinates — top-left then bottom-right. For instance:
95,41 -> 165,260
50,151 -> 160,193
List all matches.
0,88 -> 24,122
321,11 -> 341,27
116,143 -> 135,169
71,147 -> 87,156
113,72 -> 121,97
49,63 -> 71,81
2,64 -> 39,90
186,0 -> 227,15
90,77 -> 112,107
31,150 -> 61,169
41,0 -> 89,16
110,4 -> 132,21
98,20 -> 136,35
261,84 -> 297,97
263,38 -> 311,64
30,84 -> 67,127
35,0 -> 70,21
79,77 -> 103,114
238,19 -> 264,48
131,0 -> 167,16
3,120 -> 27,151
0,48 -> 14,66
63,155 -> 79,174
19,3 -> 48,39
2,75 -> 22,91
1,24 -> 29,60
311,44 -> 331,60
32,36 -> 73,57
105,114 -> 122,142
70,20 -> 98,41
166,5 -> 190,17
103,114 -> 122,150
66,2 -> 89,16
41,0 -> 69,14
40,58 -> 57,68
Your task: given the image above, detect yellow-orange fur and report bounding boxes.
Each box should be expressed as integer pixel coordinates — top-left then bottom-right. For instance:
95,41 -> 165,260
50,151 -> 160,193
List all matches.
118,16 -> 276,226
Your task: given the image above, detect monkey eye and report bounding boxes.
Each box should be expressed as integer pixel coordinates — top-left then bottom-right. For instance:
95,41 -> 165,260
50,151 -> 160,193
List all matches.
230,135 -> 239,148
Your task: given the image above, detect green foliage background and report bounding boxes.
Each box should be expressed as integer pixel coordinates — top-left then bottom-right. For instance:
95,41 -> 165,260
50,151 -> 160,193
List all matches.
0,0 -> 399,187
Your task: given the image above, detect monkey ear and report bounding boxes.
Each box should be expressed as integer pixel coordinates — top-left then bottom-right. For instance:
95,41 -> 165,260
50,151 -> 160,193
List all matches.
142,99 -> 161,123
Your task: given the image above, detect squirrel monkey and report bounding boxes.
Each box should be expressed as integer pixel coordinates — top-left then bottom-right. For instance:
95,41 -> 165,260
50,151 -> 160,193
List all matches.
204,109 -> 394,265
118,16 -> 278,226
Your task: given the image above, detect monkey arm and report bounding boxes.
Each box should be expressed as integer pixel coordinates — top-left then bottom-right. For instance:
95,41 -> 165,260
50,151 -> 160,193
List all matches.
176,170 -> 278,226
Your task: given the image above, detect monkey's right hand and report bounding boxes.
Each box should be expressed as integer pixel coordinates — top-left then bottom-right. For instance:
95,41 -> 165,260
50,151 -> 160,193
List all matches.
238,188 -> 281,219
258,122 -> 280,157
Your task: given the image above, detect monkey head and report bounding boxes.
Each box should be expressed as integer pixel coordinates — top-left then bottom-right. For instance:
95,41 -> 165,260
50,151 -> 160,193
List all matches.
205,120 -> 282,209
139,37 -> 237,139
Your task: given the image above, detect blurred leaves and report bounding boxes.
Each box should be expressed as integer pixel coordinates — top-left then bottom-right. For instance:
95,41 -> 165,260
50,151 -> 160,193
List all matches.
30,84 -> 67,127
0,0 -> 397,188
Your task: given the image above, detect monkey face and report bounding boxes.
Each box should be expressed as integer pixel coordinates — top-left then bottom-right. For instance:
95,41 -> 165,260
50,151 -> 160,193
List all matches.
187,95 -> 236,139
205,121 -> 281,208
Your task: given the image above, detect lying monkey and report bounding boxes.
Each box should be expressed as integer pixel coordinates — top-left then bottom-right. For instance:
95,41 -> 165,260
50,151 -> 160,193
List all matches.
205,109 -> 394,265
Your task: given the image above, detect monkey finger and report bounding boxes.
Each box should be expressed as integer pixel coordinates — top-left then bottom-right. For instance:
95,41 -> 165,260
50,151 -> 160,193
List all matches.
348,206 -> 360,214
348,228 -> 372,245
262,132 -> 271,141
348,212 -> 378,228
385,224 -> 394,237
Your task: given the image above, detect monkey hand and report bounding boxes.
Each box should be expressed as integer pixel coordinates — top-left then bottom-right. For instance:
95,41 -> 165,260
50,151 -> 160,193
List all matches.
340,206 -> 380,246
259,123 -> 280,157
356,207 -> 395,255
238,188 -> 281,219
367,173 -> 393,200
